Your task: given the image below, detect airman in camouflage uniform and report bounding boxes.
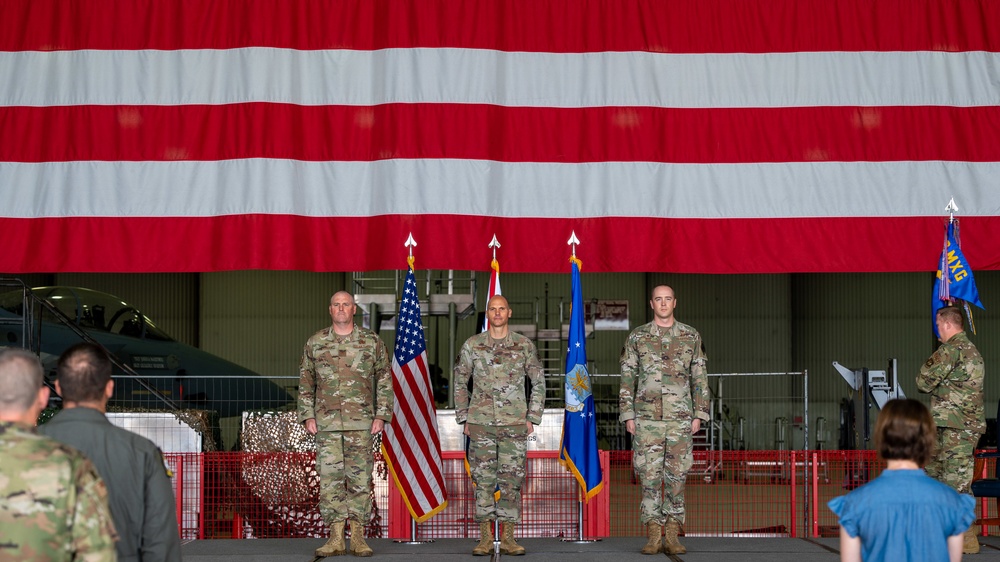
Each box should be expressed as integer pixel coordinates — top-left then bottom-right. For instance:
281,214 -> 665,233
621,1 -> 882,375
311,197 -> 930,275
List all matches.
454,295 -> 545,556
620,285 -> 708,555
300,291 -> 393,557
0,348 -> 117,562
917,305 -> 984,554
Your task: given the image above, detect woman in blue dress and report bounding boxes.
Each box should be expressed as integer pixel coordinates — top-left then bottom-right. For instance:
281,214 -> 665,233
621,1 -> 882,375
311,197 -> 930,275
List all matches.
828,398 -> 975,562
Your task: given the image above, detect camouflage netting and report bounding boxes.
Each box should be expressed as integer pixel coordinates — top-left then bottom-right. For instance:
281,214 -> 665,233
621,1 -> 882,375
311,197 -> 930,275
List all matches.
241,411 -> 315,453
236,411 -> 384,538
38,407 -> 219,451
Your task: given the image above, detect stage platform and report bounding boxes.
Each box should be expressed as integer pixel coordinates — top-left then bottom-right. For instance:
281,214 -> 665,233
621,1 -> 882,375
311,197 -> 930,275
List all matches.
181,535 -> 1000,561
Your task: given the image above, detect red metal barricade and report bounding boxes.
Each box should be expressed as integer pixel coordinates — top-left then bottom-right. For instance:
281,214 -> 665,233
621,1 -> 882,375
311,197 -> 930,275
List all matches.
165,449 -> 900,540
974,452 -> 999,536
386,451 -> 610,539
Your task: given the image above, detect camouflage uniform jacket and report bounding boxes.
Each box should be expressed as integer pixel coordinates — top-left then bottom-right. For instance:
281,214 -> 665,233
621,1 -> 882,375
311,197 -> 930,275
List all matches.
0,421 -> 117,562
917,330 -> 985,432
299,324 -> 393,432
619,320 -> 709,424
454,331 -> 546,426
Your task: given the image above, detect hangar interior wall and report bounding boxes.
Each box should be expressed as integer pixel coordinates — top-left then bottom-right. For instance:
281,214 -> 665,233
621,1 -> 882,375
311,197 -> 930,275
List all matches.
11,270 -> 997,449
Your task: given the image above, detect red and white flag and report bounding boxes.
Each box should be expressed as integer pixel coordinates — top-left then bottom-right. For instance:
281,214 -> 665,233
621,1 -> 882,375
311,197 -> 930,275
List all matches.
382,267 -> 447,522
2,1 -> 1000,274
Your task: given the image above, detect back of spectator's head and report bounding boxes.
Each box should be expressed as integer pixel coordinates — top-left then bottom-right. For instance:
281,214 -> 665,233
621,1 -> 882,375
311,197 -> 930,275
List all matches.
0,348 -> 45,413
56,343 -> 112,403
875,398 -> 936,466
937,306 -> 965,330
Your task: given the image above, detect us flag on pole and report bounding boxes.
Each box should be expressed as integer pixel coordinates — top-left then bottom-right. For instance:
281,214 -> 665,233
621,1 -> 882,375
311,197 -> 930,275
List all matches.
382,268 -> 447,522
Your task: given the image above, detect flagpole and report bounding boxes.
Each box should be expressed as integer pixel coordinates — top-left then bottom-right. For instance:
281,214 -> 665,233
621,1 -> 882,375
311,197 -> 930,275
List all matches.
484,234 -> 501,333
485,234 -> 503,561
391,233 -> 437,545
561,231 -> 601,544
933,199 -> 985,337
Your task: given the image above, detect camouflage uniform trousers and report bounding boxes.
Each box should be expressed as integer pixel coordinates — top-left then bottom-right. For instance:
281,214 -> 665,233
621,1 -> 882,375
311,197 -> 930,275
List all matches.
633,418 -> 693,526
315,429 -> 374,524
468,423 -> 528,523
925,427 -> 982,495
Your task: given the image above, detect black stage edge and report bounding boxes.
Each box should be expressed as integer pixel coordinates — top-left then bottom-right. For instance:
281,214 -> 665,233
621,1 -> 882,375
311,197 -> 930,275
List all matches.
182,536 -> 1000,561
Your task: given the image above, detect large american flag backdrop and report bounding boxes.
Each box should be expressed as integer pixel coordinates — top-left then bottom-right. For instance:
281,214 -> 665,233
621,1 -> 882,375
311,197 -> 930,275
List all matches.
2,0 -> 999,274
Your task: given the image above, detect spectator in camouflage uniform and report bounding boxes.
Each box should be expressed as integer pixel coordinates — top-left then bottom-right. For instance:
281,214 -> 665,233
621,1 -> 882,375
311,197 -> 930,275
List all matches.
620,285 -> 708,555
917,305 -> 985,555
0,348 -> 117,562
300,291 -> 393,558
454,295 -> 546,556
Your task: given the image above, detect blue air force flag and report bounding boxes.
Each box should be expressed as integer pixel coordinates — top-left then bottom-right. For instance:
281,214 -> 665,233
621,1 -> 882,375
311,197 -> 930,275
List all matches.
932,222 -> 984,337
559,258 -> 603,501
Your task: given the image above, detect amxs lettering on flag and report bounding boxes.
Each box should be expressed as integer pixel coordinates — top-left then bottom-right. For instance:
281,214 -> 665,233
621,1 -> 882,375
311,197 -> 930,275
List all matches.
559,258 -> 603,500
932,221 -> 984,337
382,268 -> 447,522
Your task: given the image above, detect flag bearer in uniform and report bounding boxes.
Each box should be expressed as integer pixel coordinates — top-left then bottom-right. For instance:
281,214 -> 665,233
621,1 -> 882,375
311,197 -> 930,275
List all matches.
917,305 -> 985,555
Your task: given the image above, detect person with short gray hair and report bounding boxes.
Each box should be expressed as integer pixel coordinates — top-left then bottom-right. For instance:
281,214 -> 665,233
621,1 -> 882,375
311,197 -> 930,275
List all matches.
0,347 -> 117,561
0,347 -> 45,411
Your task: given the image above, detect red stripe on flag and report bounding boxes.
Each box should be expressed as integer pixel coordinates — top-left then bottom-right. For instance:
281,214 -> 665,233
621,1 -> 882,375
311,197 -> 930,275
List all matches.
410,354 -> 446,454
3,214 -> 999,274
393,359 -> 446,489
3,0 -> 999,53
384,412 -> 438,516
390,361 -> 441,479
6,104 -> 999,164
384,353 -> 446,519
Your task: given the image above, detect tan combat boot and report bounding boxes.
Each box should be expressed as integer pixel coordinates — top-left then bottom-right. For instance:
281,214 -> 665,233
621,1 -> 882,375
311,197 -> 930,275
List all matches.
348,518 -> 373,557
472,520 -> 494,556
316,520 -> 346,557
663,519 -> 686,555
499,522 -> 525,555
640,522 -> 662,555
964,527 -> 981,555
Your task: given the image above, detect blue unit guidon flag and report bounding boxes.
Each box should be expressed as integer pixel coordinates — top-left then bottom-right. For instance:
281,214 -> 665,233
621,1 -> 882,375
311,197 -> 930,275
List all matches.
559,258 -> 604,501
932,221 -> 984,338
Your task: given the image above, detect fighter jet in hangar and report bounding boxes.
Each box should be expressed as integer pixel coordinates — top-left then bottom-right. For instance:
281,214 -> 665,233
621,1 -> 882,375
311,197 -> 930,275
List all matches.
0,283 -> 293,418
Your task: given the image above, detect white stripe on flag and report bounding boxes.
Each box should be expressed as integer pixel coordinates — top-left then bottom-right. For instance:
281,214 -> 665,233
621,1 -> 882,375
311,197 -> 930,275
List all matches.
2,49 -> 999,108
5,159 -> 1000,219
392,359 -> 445,471
385,351 -> 446,515
383,429 -> 444,511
